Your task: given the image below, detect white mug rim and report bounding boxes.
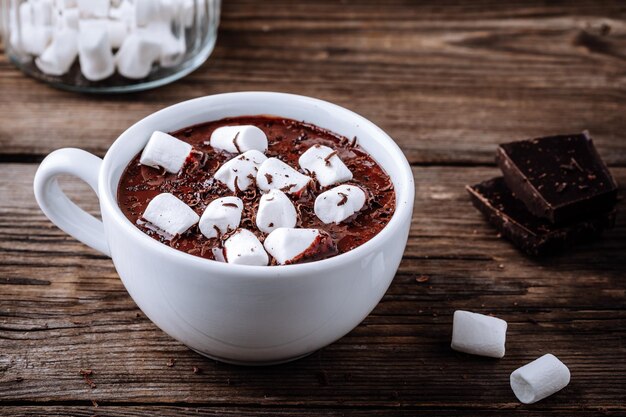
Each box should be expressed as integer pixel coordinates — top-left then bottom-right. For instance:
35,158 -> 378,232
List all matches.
99,92 -> 414,277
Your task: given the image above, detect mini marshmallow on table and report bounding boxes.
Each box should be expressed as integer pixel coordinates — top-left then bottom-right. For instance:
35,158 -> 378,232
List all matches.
299,145 -> 353,187
264,228 -> 323,265
214,150 -> 267,192
450,310 -> 507,358
209,125 -> 269,154
140,131 -> 193,174
223,229 -> 268,266
314,184 -> 366,224
510,354 -> 571,404
198,197 -> 244,239
256,158 -> 312,195
256,189 -> 297,234
142,193 -> 199,238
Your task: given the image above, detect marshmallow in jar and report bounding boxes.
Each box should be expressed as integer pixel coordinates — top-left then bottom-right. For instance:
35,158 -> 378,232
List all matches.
2,0 -> 221,92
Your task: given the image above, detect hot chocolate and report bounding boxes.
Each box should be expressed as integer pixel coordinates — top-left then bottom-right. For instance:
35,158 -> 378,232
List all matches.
117,115 -> 396,265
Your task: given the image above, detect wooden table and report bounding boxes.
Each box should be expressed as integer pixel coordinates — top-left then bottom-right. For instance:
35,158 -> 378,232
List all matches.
1,1 -> 625,416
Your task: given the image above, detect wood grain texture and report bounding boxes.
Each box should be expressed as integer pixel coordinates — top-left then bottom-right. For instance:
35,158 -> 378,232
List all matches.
0,164 -> 624,414
1,0 -> 626,165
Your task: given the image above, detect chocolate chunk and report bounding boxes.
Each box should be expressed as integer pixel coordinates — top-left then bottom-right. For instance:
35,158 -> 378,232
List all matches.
496,132 -> 618,224
467,177 -> 615,256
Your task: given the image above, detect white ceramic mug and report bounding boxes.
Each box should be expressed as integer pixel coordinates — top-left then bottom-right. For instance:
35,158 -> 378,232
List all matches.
34,92 -> 414,365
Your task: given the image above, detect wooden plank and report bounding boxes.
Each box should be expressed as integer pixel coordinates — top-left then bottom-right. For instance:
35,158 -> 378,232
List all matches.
0,164 -> 624,410
1,1 -> 626,164
1,406 -> 620,417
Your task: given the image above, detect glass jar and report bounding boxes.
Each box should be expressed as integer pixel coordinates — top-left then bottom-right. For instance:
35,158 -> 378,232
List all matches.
1,0 -> 220,93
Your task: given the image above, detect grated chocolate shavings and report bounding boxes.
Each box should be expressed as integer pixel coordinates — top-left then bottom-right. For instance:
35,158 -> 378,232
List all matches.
324,150 -> 338,166
337,192 -> 348,206
232,132 -> 241,153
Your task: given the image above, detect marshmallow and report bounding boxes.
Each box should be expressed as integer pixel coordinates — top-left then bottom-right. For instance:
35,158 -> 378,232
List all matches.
32,0 -> 55,26
55,0 -> 78,9
314,184 -> 366,224
214,150 -> 267,192
182,0 -> 195,28
77,0 -> 109,18
109,0 -> 134,22
59,7 -> 79,30
35,27 -> 78,76
16,3 -> 53,56
21,25 -> 54,56
264,228 -> 322,265
159,0 -> 183,20
134,0 -> 161,27
107,19 -> 128,49
199,197 -> 244,239
160,30 -> 186,67
451,310 -> 507,358
299,145 -> 353,187
79,18 -> 121,49
256,189 -> 297,234
19,2 -> 34,27
209,125 -> 268,154
211,246 -> 226,262
142,20 -> 186,68
510,354 -> 571,404
256,158 -> 311,195
142,193 -> 199,238
78,22 -> 114,81
115,31 -> 161,79
223,229 -> 268,266
140,131 -> 193,174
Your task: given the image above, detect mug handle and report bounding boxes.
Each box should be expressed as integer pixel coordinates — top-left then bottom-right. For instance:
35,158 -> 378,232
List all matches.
33,148 -> 111,257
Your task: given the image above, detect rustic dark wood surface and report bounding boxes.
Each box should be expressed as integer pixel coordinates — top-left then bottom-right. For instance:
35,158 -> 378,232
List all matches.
1,1 -> 625,416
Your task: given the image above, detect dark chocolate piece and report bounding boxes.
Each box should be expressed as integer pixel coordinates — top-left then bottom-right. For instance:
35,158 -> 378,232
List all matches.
467,177 -> 615,256
496,132 -> 618,224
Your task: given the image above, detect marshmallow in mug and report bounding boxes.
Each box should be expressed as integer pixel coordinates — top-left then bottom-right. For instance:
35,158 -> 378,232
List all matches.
209,125 -> 269,154
450,310 -> 507,358
140,131 -> 193,174
299,145 -> 353,187
264,228 -> 324,265
199,197 -> 244,239
314,184 -> 366,224
256,158 -> 312,195
142,193 -> 199,238
510,354 -> 571,404
214,150 -> 268,193
256,189 -> 297,234
223,229 -> 269,266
